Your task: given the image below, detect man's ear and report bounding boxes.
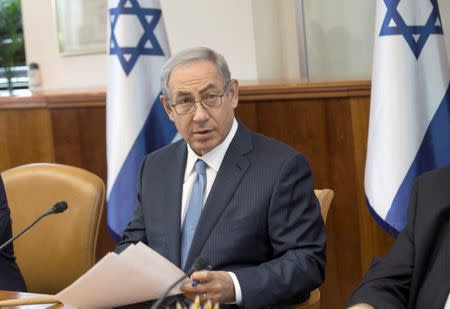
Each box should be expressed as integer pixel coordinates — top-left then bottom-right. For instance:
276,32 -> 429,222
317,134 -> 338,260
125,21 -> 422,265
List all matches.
228,79 -> 239,109
160,95 -> 175,121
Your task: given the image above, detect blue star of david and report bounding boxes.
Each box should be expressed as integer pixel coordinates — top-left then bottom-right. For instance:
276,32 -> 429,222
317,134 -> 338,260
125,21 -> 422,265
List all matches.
109,0 -> 165,76
380,0 -> 443,59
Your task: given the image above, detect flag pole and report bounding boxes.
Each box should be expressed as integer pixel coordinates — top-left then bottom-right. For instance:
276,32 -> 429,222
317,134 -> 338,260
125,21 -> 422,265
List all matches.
295,0 -> 309,81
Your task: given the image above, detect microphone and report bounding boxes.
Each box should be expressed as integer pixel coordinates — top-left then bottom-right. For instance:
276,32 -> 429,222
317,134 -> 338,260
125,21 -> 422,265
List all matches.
0,201 -> 68,252
150,257 -> 209,309
52,201 -> 68,214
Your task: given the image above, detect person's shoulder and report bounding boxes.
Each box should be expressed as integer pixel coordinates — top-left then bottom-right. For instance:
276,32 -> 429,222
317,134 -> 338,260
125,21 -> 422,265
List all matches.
415,165 -> 450,207
243,131 -> 315,173
143,139 -> 185,162
417,165 -> 450,185
251,131 -> 304,158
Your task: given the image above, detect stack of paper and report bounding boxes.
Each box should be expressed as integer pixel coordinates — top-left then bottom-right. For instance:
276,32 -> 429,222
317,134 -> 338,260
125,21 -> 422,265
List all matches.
56,242 -> 185,308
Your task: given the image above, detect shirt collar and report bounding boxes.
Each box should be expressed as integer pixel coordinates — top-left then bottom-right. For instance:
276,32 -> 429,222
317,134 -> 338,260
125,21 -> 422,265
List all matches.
184,118 -> 238,180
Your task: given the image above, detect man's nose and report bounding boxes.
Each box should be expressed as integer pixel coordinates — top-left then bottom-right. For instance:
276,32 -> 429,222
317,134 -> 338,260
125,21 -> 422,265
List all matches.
192,101 -> 209,121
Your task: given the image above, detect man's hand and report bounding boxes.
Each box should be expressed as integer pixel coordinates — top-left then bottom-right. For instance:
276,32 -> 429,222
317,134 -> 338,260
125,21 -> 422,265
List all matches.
180,270 -> 235,304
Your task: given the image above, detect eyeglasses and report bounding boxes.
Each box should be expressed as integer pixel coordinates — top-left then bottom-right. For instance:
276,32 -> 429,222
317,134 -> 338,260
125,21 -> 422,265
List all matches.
170,81 -> 231,115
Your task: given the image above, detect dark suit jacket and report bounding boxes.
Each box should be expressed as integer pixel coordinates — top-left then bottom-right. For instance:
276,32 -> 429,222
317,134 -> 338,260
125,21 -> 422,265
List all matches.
349,166 -> 450,309
116,122 -> 326,308
0,176 -> 26,291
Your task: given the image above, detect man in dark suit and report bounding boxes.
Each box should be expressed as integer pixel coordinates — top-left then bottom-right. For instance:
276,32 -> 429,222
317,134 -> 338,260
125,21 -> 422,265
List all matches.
348,166 -> 450,309
116,47 -> 326,308
0,175 -> 26,291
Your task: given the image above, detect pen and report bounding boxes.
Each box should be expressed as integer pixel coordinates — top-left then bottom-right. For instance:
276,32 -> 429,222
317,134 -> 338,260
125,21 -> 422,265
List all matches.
191,265 -> 212,287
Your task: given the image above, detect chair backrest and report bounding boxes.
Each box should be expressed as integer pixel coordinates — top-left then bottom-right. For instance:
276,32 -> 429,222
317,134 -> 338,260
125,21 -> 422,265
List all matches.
1,163 -> 105,294
314,189 -> 334,222
286,188 -> 334,309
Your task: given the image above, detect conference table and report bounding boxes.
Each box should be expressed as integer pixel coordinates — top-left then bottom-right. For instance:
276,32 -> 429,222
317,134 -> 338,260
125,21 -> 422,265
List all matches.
0,291 -> 62,308
0,291 -> 151,308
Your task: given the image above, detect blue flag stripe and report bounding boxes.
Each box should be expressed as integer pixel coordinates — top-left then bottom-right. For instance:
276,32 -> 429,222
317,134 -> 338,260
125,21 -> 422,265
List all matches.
107,96 -> 176,241
366,83 -> 450,235
366,197 -> 399,236
144,93 -> 177,152
385,82 -> 450,232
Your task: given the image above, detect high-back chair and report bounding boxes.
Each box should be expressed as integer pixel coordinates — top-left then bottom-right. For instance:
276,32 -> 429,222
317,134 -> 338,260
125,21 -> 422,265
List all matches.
1,163 -> 105,294
286,188 -> 334,309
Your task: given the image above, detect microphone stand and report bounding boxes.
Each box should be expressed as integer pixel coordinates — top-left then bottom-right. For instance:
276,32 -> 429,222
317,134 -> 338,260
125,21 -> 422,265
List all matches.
150,274 -> 189,309
0,201 -> 68,252
0,211 -> 51,252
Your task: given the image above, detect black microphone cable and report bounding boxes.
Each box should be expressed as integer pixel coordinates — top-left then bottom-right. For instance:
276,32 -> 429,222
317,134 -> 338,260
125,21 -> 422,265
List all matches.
150,257 -> 209,309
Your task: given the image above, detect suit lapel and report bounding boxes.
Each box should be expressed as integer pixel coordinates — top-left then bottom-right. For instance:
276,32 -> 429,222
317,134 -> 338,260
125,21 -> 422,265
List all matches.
164,141 -> 187,267
184,123 -> 252,269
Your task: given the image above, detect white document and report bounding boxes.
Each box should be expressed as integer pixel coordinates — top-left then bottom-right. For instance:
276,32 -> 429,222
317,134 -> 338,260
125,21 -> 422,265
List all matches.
56,242 -> 186,309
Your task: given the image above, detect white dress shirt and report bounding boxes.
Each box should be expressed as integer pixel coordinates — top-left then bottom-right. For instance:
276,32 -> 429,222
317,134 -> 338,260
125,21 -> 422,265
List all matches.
181,118 -> 243,305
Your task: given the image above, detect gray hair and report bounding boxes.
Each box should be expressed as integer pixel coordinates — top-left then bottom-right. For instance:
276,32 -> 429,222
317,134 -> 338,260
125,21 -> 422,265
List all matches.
160,47 -> 231,97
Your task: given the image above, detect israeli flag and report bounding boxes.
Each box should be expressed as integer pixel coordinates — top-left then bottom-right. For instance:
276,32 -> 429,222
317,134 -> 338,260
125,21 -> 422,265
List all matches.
107,0 -> 177,241
365,0 -> 450,234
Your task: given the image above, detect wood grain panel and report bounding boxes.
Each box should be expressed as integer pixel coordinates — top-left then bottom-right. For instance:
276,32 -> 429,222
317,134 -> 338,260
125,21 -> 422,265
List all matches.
237,99 -> 330,186
322,99 -> 364,308
50,107 -> 106,180
0,107 -> 55,171
50,106 -> 113,260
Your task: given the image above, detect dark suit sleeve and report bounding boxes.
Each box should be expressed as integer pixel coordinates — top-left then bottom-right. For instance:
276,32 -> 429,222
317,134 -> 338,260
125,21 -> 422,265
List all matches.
0,176 -> 27,291
233,154 -> 326,308
114,157 -> 149,253
0,176 -> 8,237
348,182 -> 418,309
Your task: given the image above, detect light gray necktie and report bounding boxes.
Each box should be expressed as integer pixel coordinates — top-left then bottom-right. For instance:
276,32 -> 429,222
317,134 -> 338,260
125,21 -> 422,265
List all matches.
181,159 -> 206,268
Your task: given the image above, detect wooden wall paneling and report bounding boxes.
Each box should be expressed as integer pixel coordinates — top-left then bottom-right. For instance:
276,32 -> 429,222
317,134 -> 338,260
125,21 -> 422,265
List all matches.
234,102 -> 258,131
50,107 -> 106,180
316,98 -> 362,308
237,99 -> 330,187
0,107 -> 55,171
49,105 -> 114,260
51,109 -> 84,167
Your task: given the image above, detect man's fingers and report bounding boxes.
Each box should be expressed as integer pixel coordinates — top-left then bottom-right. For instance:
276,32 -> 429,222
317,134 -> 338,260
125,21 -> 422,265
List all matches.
191,270 -> 213,281
184,291 -> 221,304
180,271 -> 235,304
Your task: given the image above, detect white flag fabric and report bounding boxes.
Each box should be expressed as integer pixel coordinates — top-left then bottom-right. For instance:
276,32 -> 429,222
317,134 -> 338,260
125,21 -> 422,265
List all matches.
107,0 -> 177,240
365,0 -> 450,234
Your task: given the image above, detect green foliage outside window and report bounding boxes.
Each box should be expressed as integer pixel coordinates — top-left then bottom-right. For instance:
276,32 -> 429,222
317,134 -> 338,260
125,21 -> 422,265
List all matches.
0,0 -> 25,93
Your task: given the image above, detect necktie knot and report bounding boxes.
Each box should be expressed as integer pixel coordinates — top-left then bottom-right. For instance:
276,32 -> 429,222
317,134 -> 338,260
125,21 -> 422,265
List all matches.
195,159 -> 207,176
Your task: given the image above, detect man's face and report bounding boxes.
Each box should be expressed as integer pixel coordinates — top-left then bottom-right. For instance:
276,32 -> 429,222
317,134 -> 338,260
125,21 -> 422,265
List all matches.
161,60 -> 239,156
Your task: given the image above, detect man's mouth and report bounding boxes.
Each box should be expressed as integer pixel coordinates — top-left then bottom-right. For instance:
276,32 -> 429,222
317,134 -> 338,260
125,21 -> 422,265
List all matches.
194,129 -> 211,134
193,129 -> 213,139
